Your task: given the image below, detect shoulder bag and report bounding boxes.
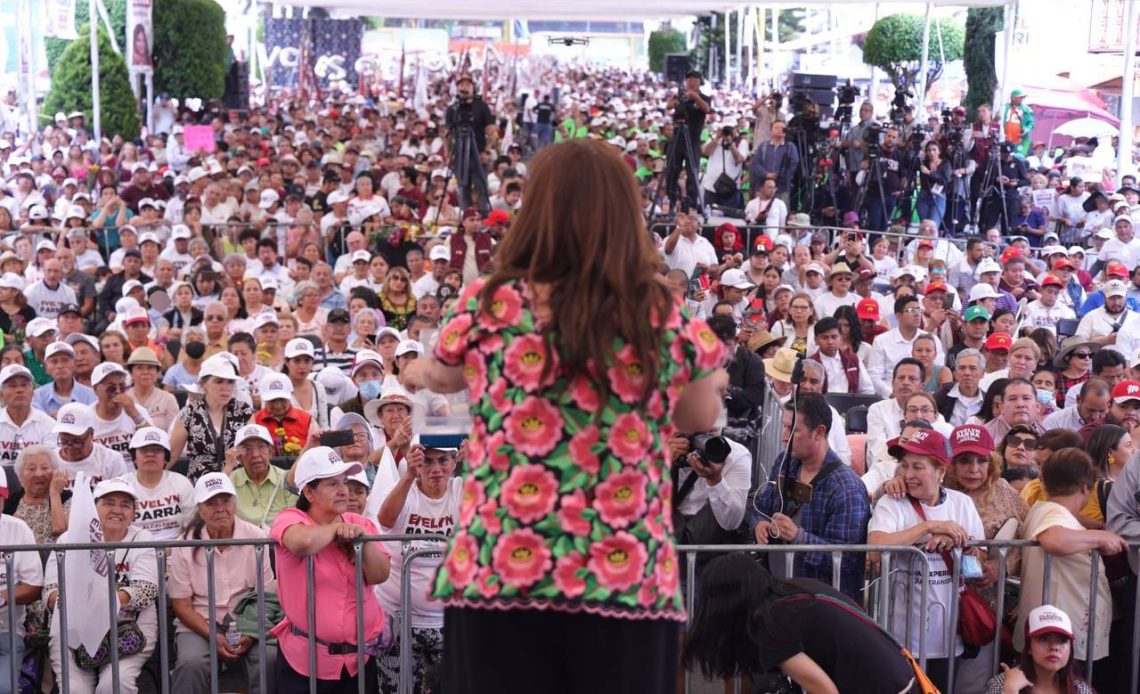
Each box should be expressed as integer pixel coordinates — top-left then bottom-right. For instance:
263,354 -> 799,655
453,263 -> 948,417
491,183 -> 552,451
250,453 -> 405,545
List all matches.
713,148 -> 738,198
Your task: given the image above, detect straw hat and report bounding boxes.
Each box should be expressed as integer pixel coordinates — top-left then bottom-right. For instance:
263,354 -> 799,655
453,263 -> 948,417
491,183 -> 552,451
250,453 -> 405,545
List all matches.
763,347 -> 799,384
747,328 -> 782,355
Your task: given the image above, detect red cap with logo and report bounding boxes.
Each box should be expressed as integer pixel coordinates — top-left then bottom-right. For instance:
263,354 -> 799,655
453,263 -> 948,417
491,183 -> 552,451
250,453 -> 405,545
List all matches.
856,298 -> 880,320
1107,262 -> 1129,278
1000,247 -> 1023,264
950,424 -> 995,459
1040,274 -> 1064,288
888,429 -> 949,465
984,332 -> 1013,352
1112,380 -> 1140,403
925,281 -> 948,295
754,235 -> 774,252
918,239 -> 935,249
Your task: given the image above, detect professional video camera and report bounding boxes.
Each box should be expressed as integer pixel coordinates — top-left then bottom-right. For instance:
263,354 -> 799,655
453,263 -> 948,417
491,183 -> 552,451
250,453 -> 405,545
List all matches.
673,433 -> 731,469
889,87 -> 913,124
833,81 -> 859,125
941,108 -> 966,146
862,121 -> 885,156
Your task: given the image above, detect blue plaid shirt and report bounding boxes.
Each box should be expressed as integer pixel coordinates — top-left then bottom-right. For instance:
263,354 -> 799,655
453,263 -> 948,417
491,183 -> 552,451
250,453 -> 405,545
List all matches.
750,450 -> 871,599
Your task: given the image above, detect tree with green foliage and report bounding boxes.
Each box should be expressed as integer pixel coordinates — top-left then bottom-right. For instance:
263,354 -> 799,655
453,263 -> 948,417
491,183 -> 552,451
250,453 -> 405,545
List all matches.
963,7 -> 1004,120
862,13 -> 965,95
648,27 -> 687,73
43,24 -> 140,140
152,0 -> 228,99
44,0 -> 127,67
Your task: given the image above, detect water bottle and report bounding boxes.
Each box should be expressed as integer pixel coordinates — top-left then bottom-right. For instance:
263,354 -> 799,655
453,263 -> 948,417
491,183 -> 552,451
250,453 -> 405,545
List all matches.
226,621 -> 240,648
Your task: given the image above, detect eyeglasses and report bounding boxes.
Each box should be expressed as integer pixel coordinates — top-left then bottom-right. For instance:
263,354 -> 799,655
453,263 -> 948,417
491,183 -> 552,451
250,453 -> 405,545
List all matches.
58,436 -> 87,449
790,304 -> 811,311
1071,352 -> 1094,359
1008,436 -> 1038,451
904,406 -> 935,415
206,315 -> 226,321
903,307 -> 924,315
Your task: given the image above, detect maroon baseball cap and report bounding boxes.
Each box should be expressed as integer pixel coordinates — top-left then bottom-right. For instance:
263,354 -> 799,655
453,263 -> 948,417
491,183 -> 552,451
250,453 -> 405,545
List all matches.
888,429 -> 949,465
950,424 -> 994,459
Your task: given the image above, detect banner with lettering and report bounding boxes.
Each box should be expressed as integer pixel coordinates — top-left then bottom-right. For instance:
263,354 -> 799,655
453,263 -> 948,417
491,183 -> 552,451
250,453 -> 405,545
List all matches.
263,17 -> 363,90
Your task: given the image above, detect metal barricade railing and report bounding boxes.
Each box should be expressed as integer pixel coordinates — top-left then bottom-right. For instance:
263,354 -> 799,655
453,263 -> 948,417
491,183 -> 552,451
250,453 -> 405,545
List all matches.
2,534 -> 1137,692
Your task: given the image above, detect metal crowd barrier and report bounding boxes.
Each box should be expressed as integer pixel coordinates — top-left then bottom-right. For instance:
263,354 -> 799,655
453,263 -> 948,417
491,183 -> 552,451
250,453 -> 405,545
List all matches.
2,535 -> 1136,693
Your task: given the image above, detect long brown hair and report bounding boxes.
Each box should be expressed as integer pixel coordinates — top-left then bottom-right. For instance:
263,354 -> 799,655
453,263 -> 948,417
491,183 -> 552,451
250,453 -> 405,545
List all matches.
479,139 -> 672,403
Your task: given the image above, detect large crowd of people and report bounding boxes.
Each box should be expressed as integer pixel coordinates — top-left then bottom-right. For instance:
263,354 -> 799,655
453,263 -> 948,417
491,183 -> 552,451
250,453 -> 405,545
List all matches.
0,58 -> 1135,694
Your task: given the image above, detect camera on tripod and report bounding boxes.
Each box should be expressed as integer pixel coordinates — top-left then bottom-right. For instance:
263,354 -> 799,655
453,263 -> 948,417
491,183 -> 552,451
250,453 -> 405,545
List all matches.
889,87 -> 913,124
673,434 -> 731,469
863,122 -> 884,155
941,108 -> 965,146
833,81 -> 859,125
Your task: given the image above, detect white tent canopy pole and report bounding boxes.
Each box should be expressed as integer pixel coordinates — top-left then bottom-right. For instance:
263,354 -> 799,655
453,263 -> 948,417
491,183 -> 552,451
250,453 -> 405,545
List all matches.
916,2 -> 932,115
1120,0 -> 1138,183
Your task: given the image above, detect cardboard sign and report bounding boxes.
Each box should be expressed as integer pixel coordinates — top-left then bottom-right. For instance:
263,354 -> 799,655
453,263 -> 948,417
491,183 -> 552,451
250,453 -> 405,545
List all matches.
183,125 -> 215,153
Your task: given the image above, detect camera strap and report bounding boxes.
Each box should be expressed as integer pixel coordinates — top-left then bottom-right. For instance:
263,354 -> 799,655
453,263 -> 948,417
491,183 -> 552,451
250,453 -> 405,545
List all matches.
673,467 -> 702,506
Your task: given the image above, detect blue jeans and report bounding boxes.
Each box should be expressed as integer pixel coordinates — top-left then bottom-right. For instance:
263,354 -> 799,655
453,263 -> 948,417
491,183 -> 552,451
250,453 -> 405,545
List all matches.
532,123 -> 554,149
917,191 -> 946,231
865,196 -> 896,232
0,632 -> 24,694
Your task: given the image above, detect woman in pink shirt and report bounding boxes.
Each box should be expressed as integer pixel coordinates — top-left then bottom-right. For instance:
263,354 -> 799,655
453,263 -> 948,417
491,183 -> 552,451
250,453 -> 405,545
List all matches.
270,446 -> 391,692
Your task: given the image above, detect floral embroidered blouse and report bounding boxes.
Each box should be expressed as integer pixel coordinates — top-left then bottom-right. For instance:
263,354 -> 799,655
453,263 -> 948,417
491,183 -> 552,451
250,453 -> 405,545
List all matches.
430,278 -> 724,621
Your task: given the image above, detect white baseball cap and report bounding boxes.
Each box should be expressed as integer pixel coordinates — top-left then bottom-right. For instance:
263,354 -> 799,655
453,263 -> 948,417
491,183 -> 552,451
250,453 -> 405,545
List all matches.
25,317 -> 58,338
976,258 -> 1002,275
129,426 -> 171,451
121,280 -> 145,298
375,327 -> 401,343
171,224 -> 192,240
194,472 -> 237,503
251,312 -> 280,331
327,190 -> 349,205
0,273 -> 24,291
93,478 -> 138,501
259,275 -> 279,292
44,341 -> 75,361
294,446 -> 363,489
719,268 -> 755,290
199,354 -> 240,381
1026,604 -> 1074,640
35,240 -> 56,253
428,245 -> 451,262
395,339 -> 423,357
91,362 -> 128,386
0,364 -> 32,386
1104,279 -> 1129,298
351,249 -> 372,264
139,231 -> 161,246
65,333 -> 99,351
259,190 -> 280,209
53,402 -> 95,436
235,423 -> 274,447
351,349 -> 384,376
187,166 -> 208,183
968,283 -> 1001,302
259,372 -> 294,401
284,338 -> 315,360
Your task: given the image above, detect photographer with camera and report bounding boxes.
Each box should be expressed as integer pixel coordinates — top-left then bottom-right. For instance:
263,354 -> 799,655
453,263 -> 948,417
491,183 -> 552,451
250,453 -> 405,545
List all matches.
667,419 -> 752,550
444,75 -> 496,214
751,91 -> 785,149
664,70 -> 713,210
857,126 -> 904,231
750,392 -> 871,600
700,121 -> 749,209
841,102 -> 876,182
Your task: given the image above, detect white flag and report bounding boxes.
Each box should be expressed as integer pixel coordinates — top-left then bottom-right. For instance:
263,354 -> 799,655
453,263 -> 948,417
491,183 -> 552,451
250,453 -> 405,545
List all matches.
63,472 -> 113,654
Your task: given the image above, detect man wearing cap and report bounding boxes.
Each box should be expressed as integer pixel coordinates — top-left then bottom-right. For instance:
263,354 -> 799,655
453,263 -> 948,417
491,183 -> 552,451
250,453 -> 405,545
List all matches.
117,426 -> 195,539
0,364 -> 57,467
92,362 -> 154,465
52,400 -> 131,489
412,245 -> 451,301
120,160 -> 170,213
448,206 -> 494,285
868,295 -> 943,399
22,258 -> 77,320
338,250 -> 374,296
227,423 -> 298,528
32,341 -> 96,417
331,350 -> 385,419
1075,279 -> 1140,344
1098,214 -> 1140,271
1022,274 -> 1075,335
96,248 -> 152,331
314,308 -> 359,374
20,317 -> 56,386
945,305 -> 991,371
160,224 -> 196,277
330,230 -> 367,284
1076,262 -> 1140,317
1001,89 -> 1035,157
973,255 -> 1018,314
704,269 -> 755,324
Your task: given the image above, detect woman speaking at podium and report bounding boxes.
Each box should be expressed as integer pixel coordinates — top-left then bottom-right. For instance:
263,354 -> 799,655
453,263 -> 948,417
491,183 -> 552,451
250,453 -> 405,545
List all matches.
402,138 -> 728,693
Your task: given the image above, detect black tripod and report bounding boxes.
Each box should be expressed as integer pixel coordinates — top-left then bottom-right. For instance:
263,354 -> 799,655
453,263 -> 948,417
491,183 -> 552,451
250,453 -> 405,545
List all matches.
650,118 -> 702,220
945,143 -> 969,236
449,118 -> 490,216
854,154 -> 890,230
973,143 -> 1009,234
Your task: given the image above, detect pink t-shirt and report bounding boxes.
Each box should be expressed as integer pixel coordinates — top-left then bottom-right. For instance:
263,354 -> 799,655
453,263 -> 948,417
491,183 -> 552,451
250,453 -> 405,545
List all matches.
270,508 -> 388,678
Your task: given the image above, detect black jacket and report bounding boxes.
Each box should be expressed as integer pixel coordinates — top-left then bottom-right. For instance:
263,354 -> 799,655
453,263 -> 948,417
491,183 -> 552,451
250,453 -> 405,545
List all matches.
726,345 -> 766,419
933,382 -> 958,423
97,271 -> 153,325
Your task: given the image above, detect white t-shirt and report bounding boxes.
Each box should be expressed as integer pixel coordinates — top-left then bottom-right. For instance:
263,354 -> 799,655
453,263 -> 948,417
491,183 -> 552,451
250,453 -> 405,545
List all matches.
812,291 -> 858,318
0,407 -> 58,468
744,196 -> 788,231
1098,236 -> 1140,269
0,516 -> 42,633
159,247 -> 195,279
375,477 -> 461,628
22,280 -> 77,318
1020,300 -> 1075,335
411,273 -> 441,300
663,234 -> 718,278
868,489 -> 985,658
57,443 -> 133,491
118,471 -> 196,541
92,406 -> 152,466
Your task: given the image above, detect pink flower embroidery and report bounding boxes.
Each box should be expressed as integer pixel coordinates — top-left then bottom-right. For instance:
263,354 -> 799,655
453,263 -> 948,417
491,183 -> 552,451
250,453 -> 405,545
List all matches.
501,464 -> 559,523
478,283 -> 524,329
485,431 -> 511,472
646,390 -> 665,419
688,318 -> 726,371
654,543 -> 679,596
478,498 -> 502,535
608,412 -> 651,465
504,397 -> 563,457
592,470 -> 648,529
466,422 -> 487,466
568,374 -> 600,413
558,489 -> 591,536
463,353 -> 488,401
553,553 -> 588,598
456,277 -> 486,307
491,528 -> 553,589
607,344 -> 647,404
638,574 -> 659,607
476,566 -> 499,599
588,532 -> 648,593
479,333 -> 504,356
503,333 -> 556,392
568,425 -> 601,474
488,379 -> 511,412
436,312 -> 473,364
445,533 -> 479,588
644,498 -> 666,541
459,478 -> 486,526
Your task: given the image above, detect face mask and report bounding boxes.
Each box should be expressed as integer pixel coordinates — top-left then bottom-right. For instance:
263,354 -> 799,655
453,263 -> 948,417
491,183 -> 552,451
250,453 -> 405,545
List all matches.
1036,389 -> 1054,407
358,379 -> 382,401
183,341 -> 206,359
